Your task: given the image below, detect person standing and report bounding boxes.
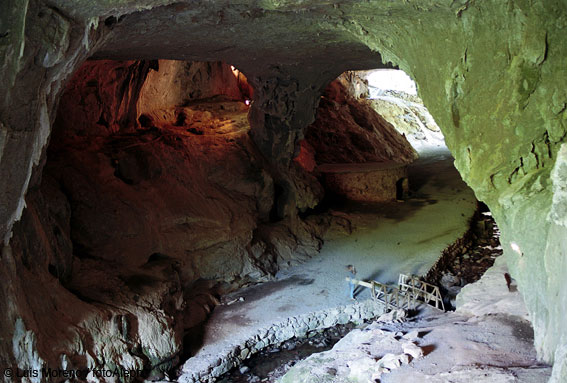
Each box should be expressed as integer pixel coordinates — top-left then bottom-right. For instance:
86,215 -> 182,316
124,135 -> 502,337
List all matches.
346,265 -> 357,300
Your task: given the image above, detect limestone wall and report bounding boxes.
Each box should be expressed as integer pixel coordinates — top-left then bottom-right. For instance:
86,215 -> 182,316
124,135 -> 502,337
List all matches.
364,4 -> 567,381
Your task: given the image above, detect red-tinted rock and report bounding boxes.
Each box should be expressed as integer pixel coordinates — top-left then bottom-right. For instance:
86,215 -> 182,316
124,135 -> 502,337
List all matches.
294,140 -> 317,172
304,80 -> 417,165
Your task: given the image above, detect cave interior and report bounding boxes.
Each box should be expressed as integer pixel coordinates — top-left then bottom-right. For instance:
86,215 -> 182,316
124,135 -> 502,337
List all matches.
1,1 -> 567,382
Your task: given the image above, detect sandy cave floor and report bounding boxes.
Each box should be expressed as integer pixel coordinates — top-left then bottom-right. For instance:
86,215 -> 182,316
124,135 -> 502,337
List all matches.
177,144 -> 480,379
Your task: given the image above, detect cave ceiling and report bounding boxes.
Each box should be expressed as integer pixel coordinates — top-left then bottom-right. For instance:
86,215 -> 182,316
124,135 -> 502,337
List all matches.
60,0 -> 428,76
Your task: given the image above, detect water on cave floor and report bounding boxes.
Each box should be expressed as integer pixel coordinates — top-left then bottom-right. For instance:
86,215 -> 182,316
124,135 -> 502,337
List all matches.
217,324 -> 355,383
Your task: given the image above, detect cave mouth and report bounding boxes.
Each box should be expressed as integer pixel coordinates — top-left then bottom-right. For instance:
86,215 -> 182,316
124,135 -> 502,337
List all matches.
365,68 -> 418,96
362,68 -> 447,150
298,68 -> 446,208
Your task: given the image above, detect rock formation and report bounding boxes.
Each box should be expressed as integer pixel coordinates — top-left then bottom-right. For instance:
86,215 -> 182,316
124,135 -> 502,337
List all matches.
368,90 -> 444,147
1,0 -> 566,381
303,78 -> 417,166
298,76 -> 416,202
281,323 -> 424,383
3,59 -> 327,378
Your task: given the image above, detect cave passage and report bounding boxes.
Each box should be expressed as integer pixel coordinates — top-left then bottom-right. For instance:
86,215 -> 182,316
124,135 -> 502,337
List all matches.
22,60 -> 488,381
396,177 -> 408,200
175,69 -> 480,379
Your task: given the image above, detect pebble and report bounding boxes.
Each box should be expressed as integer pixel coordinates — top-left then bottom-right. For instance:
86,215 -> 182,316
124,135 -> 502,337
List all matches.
403,330 -> 420,340
239,366 -> 250,374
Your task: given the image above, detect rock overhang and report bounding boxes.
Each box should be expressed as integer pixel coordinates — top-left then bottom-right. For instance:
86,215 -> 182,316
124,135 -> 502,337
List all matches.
66,1 -> 417,74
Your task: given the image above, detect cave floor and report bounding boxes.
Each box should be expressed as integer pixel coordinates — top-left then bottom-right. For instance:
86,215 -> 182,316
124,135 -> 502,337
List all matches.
277,256 -> 552,383
178,145 -> 479,379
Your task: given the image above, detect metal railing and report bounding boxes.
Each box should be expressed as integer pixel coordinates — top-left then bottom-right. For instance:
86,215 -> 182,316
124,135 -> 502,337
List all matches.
346,274 -> 444,311
398,273 -> 445,311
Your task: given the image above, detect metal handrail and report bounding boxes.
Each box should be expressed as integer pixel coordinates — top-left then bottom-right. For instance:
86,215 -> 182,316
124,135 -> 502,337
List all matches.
346,274 -> 445,311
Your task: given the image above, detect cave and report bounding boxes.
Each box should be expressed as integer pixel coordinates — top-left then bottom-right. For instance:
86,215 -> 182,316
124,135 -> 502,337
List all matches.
1,1 -> 566,383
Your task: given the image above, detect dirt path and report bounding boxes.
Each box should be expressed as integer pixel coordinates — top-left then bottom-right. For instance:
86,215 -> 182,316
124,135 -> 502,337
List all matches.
178,146 -> 477,380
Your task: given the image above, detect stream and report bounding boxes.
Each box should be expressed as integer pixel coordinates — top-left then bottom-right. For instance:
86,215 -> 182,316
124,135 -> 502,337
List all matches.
216,323 -> 356,383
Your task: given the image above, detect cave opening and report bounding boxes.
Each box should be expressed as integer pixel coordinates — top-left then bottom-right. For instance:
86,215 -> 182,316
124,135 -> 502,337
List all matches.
299,68 -> 447,208
396,177 -> 408,200
210,69 -> 506,382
